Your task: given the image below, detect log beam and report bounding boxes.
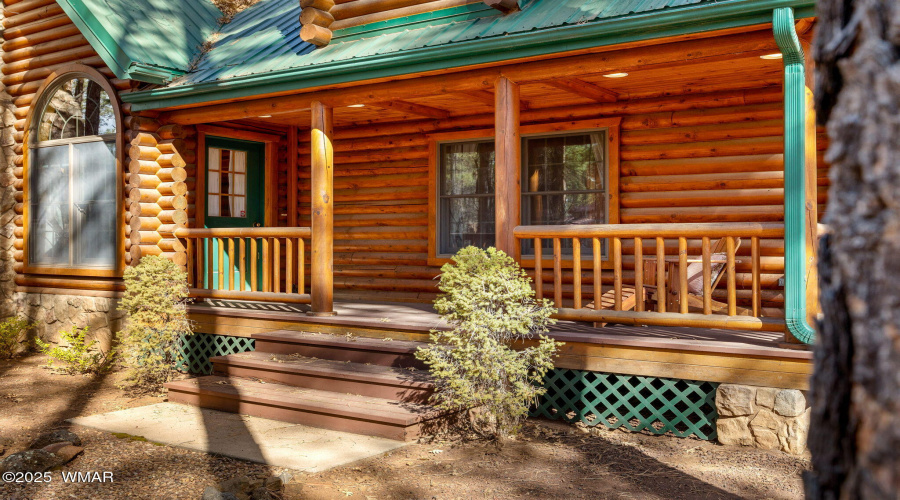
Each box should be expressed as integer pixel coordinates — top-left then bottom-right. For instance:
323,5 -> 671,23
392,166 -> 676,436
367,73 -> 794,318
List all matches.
458,89 -> 530,110
547,77 -> 618,102
309,101 -> 336,315
371,100 -> 451,119
494,76 -> 520,256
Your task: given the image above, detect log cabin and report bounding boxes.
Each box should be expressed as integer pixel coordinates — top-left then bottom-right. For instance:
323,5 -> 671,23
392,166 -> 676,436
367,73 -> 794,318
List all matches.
1,0 -> 823,449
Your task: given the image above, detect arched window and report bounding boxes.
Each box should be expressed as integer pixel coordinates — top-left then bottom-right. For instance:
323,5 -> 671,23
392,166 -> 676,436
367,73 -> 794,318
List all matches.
28,72 -> 119,271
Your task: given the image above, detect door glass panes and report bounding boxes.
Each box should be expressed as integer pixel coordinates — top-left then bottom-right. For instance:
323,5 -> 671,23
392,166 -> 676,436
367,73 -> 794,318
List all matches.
208,148 -> 248,218
521,132 -> 607,257
438,141 -> 495,254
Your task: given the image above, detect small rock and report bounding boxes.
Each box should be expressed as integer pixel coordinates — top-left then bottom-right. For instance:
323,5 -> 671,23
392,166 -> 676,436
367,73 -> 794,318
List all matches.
41,441 -> 73,455
749,409 -> 781,431
751,428 -> 780,450
755,387 -> 779,409
774,389 -> 807,417
0,450 -> 62,474
250,487 -> 274,500
52,445 -> 83,465
264,476 -> 284,491
201,486 -> 239,500
29,429 -> 82,449
716,416 -> 753,447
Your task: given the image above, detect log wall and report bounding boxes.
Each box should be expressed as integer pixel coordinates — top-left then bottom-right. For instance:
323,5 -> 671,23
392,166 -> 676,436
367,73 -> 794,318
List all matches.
291,85 -> 829,308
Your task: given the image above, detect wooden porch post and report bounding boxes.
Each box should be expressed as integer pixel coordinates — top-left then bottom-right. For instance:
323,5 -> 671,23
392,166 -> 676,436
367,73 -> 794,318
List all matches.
309,101 -> 336,315
495,76 -> 521,256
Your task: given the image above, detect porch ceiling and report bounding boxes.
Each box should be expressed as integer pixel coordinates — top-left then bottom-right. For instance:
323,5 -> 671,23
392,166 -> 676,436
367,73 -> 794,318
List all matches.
227,26 -> 792,131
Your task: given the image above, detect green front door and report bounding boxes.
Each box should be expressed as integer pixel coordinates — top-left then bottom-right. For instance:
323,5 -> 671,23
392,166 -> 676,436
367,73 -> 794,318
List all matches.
204,137 -> 265,290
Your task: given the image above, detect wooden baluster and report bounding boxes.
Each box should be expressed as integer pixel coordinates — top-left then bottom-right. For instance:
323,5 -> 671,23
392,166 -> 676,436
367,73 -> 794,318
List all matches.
273,237 -> 281,294
227,238 -> 235,291
217,238 -> 225,291
634,237 -> 643,312
262,237 -> 270,292
613,237 -> 622,310
250,238 -> 258,292
702,236 -> 712,315
656,237 -> 666,313
286,238 -> 293,294
553,238 -> 562,308
678,237 -> 688,314
726,236 -> 737,316
752,236 -> 760,317
534,238 -> 543,300
206,237 -> 214,291
572,238 -> 581,309
186,239 -> 194,287
593,238 -> 601,310
239,238 -> 246,292
300,237 -> 305,293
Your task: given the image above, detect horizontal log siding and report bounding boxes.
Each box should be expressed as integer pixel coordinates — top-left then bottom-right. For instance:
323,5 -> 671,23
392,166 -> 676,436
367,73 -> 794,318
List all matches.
5,0 -> 134,287
291,85 -> 829,308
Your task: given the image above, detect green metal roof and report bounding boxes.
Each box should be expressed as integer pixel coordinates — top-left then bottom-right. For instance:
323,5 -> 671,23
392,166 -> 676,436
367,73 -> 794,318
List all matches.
122,0 -> 816,110
57,0 -> 222,84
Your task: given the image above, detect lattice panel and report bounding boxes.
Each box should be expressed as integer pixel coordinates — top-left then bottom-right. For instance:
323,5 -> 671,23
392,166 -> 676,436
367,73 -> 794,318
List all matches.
531,369 -> 719,440
176,333 -> 255,375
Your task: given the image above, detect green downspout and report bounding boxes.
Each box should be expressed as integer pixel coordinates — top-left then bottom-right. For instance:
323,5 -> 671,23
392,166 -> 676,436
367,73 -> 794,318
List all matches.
774,7 -> 815,344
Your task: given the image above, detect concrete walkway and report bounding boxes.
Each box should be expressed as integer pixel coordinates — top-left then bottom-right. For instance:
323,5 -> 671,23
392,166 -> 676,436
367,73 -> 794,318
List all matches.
69,403 -> 406,472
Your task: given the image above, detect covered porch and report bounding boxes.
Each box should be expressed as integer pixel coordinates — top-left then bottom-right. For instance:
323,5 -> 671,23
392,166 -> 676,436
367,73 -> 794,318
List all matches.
122,8 -> 823,363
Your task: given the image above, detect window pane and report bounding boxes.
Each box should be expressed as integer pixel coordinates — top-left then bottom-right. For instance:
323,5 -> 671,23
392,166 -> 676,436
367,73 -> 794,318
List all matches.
440,141 -> 495,195
71,141 -> 117,267
29,145 -> 70,265
525,133 -> 604,193
38,77 -> 115,141
208,195 -> 220,216
525,193 -> 605,226
440,196 -> 494,255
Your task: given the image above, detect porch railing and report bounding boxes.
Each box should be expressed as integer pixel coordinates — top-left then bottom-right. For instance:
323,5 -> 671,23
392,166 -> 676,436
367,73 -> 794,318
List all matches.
175,227 -> 311,304
513,222 -> 786,332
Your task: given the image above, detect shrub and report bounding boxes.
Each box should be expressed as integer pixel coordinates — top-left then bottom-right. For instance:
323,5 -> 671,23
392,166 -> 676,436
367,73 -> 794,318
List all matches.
36,326 -> 113,374
0,317 -> 34,359
118,255 -> 192,391
415,246 -> 561,439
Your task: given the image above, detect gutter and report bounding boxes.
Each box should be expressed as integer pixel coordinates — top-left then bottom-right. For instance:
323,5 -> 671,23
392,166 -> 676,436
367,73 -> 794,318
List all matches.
774,7 -> 815,345
123,0 -> 816,111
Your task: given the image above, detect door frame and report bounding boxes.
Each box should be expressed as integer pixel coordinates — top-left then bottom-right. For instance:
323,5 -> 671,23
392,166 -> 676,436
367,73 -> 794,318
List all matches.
195,124 -> 282,229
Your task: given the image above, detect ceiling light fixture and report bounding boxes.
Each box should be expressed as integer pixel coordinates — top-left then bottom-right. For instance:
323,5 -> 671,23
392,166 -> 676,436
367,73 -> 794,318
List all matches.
258,115 -> 272,118
602,72 -> 629,78
348,104 -> 365,108
760,53 -> 783,60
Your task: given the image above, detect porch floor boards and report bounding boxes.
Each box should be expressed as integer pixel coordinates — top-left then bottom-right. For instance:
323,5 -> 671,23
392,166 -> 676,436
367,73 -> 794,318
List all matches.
188,299 -> 810,360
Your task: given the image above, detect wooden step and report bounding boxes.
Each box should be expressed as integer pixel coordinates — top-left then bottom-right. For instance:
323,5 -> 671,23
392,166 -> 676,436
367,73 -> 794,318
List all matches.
211,351 -> 435,403
253,330 -> 427,368
165,376 -> 449,441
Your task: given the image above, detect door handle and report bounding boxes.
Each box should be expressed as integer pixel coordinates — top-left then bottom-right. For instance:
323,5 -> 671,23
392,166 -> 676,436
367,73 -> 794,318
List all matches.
253,223 -> 262,227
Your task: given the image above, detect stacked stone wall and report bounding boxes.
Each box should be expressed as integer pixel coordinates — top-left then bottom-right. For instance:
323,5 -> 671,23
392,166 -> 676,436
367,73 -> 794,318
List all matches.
716,383 -> 810,455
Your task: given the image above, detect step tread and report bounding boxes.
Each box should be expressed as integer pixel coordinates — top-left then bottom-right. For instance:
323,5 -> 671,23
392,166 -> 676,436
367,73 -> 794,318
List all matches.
253,330 -> 427,354
165,376 -> 442,426
211,352 -> 434,388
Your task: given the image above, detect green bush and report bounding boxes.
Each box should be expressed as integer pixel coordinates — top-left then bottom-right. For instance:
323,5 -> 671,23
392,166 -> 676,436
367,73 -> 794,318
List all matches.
118,255 -> 193,391
415,246 -> 561,439
0,317 -> 34,359
36,326 -> 113,374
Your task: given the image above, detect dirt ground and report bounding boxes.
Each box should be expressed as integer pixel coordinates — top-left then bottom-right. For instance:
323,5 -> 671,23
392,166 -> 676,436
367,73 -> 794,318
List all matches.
0,354 -> 810,500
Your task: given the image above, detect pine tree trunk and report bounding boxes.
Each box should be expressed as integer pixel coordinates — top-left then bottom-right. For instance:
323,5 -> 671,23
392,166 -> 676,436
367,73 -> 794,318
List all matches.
808,0 -> 900,498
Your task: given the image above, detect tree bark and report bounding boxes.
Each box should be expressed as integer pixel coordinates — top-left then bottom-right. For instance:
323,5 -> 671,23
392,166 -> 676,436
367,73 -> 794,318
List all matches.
808,0 -> 900,498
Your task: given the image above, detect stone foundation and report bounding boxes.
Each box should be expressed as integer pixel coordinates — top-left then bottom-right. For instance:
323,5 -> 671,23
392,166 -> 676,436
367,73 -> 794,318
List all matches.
13,292 -> 122,352
715,383 -> 810,455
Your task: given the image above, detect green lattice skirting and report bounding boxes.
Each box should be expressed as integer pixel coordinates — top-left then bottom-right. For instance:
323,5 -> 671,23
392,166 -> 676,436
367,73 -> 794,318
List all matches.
531,369 -> 719,440
176,333 -> 255,375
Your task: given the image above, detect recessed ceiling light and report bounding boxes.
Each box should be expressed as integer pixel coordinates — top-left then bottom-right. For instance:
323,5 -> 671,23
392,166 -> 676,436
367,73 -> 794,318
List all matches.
348,104 -> 365,108
760,53 -> 783,60
602,72 -> 628,78
258,115 -> 272,118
